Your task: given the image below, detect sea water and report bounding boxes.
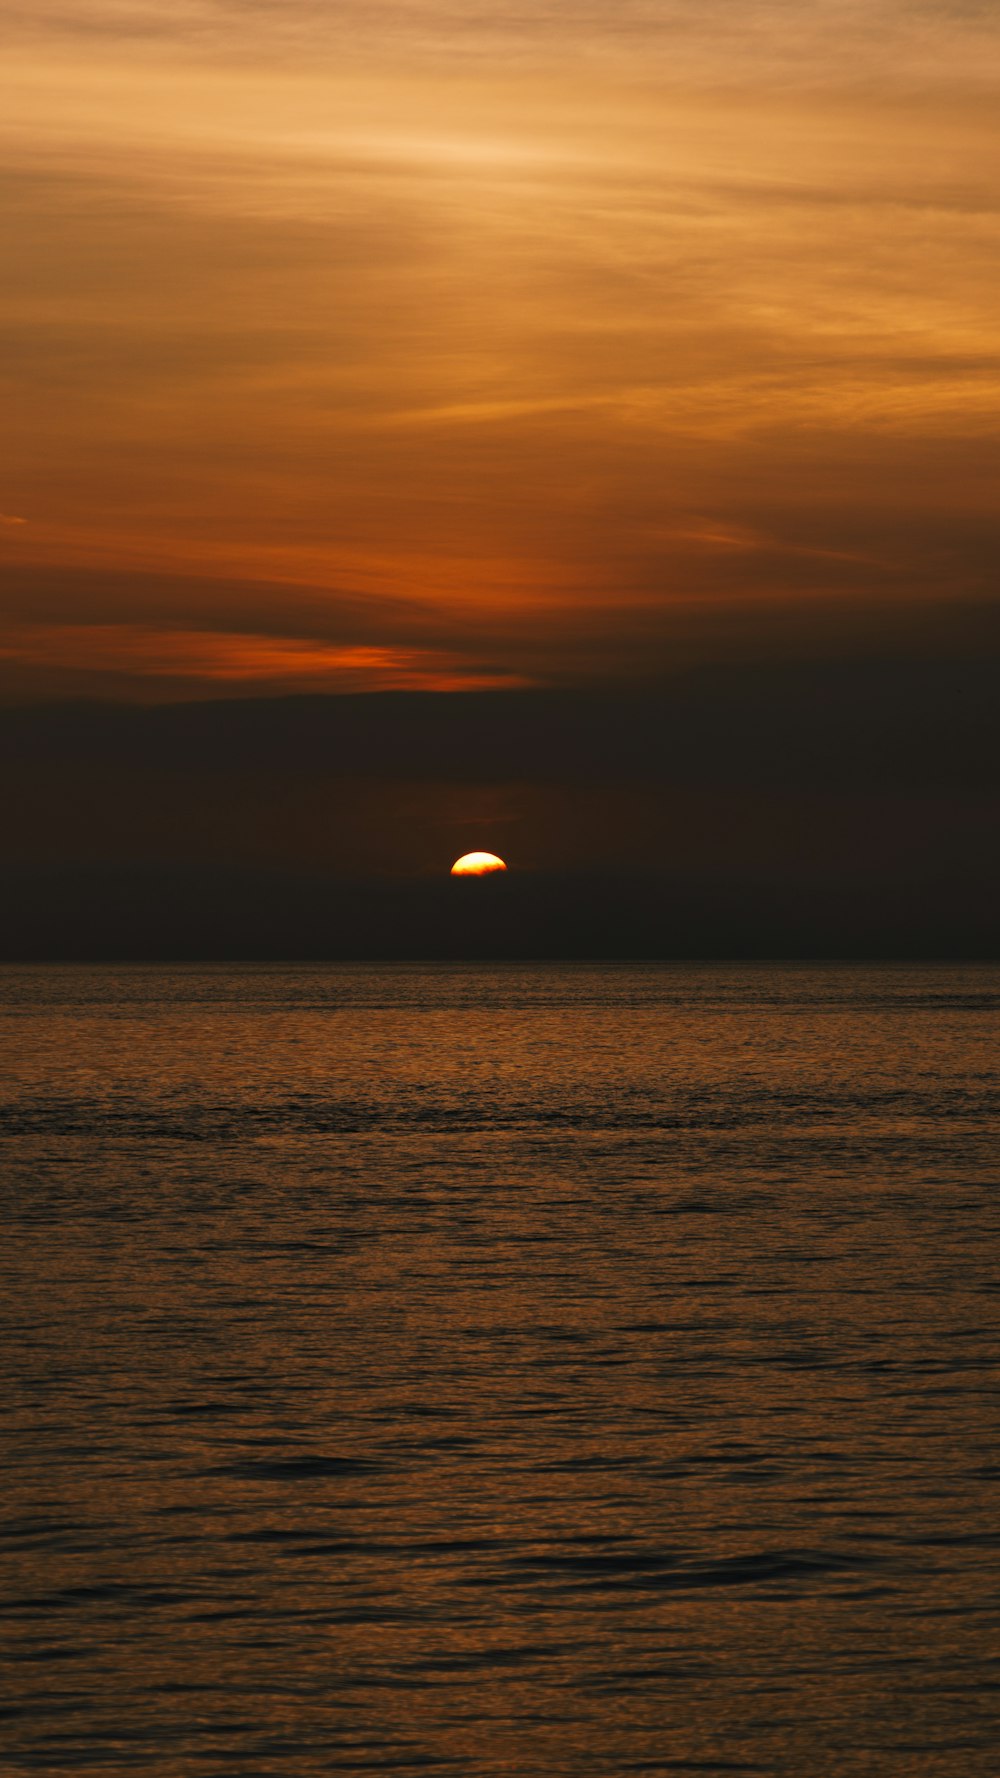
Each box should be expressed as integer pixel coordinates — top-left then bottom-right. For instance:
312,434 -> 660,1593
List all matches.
1,963 -> 998,1775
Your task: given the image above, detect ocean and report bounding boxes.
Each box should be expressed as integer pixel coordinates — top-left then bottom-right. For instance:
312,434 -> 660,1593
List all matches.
2,962 -> 998,1775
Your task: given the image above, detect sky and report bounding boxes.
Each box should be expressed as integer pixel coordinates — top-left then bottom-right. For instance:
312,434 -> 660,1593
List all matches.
2,2 -> 998,953
4,0 -> 998,699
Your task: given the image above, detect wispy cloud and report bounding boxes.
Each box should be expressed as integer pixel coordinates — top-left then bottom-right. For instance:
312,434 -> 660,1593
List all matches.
5,3 -> 999,89
2,0 -> 997,699
0,621 -> 530,697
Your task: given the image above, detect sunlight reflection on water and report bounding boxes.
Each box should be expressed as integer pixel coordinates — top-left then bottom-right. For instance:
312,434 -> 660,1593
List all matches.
2,963 -> 998,1775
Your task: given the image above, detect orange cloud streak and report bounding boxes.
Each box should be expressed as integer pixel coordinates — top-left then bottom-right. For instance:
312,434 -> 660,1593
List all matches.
0,625 -> 529,694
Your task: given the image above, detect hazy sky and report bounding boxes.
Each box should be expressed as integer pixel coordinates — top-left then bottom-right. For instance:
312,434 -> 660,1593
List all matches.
3,0 -> 998,699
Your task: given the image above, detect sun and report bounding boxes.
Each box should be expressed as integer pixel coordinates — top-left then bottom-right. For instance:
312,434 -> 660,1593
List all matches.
450,851 -> 507,877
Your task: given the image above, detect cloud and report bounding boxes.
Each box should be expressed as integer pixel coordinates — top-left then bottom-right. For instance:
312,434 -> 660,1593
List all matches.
1,548 -> 996,705
4,3 -> 999,91
0,619 -> 530,698
2,0 -> 997,704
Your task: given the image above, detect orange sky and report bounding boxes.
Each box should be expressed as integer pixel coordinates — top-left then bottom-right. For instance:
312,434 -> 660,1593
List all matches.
3,1 -> 998,699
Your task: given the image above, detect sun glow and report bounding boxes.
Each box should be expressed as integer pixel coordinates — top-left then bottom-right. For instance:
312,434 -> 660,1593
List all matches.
450,852 -> 507,877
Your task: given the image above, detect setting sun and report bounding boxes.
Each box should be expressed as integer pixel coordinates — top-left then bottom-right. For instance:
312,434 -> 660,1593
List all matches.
450,852 -> 507,877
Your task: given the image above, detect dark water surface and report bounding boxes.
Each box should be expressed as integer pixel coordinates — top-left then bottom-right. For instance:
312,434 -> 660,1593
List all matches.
2,963 -> 998,1776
